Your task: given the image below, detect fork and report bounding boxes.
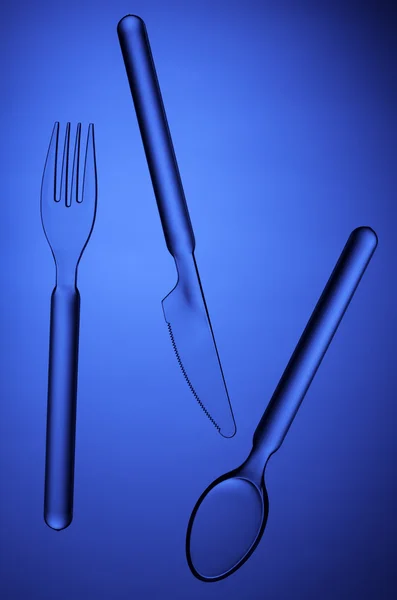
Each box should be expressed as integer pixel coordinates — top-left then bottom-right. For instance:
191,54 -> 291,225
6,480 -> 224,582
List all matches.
41,122 -> 97,531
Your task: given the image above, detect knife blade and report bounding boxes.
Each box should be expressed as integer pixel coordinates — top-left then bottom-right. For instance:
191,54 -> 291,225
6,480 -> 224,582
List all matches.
117,14 -> 236,437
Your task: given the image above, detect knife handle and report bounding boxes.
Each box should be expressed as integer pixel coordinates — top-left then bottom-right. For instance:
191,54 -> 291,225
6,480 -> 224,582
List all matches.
118,15 -> 195,258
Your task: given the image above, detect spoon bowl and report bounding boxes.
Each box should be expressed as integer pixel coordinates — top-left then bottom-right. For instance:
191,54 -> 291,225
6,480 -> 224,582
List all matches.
186,469 -> 269,581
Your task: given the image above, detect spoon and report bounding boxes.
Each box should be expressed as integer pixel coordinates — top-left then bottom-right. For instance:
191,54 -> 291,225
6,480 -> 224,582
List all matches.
186,226 -> 377,581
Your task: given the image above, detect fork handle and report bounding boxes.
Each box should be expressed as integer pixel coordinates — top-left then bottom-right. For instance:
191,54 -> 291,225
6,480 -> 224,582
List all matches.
118,15 -> 196,259
44,286 -> 80,531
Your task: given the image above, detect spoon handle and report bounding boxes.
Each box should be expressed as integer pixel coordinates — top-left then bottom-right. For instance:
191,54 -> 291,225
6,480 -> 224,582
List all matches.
252,227 -> 377,459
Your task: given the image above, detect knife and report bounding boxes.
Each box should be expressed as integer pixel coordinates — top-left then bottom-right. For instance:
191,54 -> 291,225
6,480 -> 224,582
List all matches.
117,15 -> 236,437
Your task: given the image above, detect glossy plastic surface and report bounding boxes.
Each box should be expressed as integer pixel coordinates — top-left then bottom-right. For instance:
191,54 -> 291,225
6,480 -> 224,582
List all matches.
188,475 -> 266,580
117,15 -> 194,258
117,15 -> 236,437
41,122 -> 97,530
186,227 -> 377,580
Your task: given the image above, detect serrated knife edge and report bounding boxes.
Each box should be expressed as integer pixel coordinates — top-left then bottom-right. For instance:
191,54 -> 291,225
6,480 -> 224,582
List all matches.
167,322 -> 221,432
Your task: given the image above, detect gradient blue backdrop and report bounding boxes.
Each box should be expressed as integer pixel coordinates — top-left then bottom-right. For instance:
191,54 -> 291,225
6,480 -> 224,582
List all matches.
0,1 -> 396,598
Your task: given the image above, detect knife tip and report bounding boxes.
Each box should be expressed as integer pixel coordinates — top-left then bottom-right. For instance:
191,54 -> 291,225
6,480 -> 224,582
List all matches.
219,420 -> 237,439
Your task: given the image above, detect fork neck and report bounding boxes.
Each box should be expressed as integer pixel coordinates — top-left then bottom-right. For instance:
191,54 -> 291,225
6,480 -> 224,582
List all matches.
55,259 -> 78,289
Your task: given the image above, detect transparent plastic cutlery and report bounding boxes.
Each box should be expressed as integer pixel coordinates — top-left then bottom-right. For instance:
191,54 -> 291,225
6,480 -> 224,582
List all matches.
41,122 -> 97,531
117,15 -> 236,438
186,226 -> 377,581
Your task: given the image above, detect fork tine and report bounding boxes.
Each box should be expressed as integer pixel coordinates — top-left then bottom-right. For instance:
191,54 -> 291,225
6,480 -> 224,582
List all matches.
70,123 -> 81,206
59,123 -> 71,205
81,123 -> 97,205
41,122 -> 59,204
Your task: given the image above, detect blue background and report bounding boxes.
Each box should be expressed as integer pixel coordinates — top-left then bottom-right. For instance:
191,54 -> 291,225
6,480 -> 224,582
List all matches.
0,0 -> 396,598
